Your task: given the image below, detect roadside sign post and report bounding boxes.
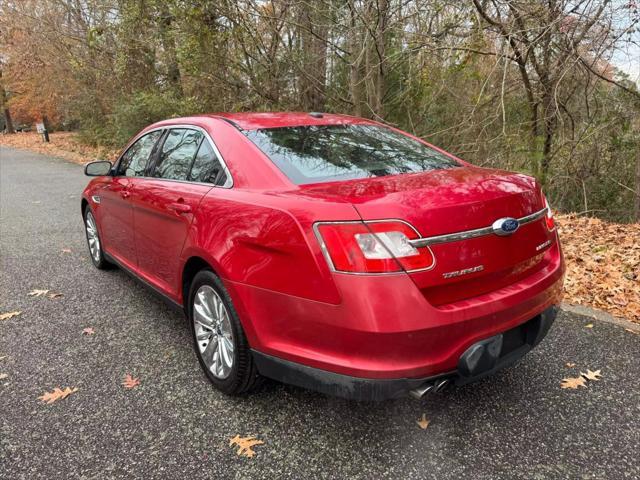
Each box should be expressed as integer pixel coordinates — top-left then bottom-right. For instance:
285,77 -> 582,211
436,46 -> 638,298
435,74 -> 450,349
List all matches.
36,122 -> 50,142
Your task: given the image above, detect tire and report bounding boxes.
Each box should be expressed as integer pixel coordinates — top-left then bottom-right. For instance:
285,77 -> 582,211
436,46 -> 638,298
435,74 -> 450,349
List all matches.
83,206 -> 112,270
188,270 -> 261,395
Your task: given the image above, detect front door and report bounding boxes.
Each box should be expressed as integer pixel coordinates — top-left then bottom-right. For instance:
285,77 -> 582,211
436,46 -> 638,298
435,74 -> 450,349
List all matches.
100,129 -> 163,268
98,176 -> 134,264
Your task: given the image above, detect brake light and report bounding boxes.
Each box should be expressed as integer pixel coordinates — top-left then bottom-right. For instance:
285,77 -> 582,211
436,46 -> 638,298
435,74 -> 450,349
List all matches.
542,194 -> 555,231
315,221 -> 435,273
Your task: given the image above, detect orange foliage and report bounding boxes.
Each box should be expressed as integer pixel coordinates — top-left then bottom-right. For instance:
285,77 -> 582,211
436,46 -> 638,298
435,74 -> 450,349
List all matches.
1,5 -> 76,126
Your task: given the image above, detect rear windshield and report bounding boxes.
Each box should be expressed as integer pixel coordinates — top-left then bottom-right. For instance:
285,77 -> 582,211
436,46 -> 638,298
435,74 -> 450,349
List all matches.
244,124 -> 460,185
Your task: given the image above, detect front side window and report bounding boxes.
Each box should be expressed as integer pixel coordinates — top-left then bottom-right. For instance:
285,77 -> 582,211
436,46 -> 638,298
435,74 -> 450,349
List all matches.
244,124 -> 460,185
189,139 -> 228,186
153,129 -> 204,181
117,130 -> 163,177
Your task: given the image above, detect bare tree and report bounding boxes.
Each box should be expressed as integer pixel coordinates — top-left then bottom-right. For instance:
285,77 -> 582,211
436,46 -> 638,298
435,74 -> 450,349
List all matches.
471,0 -> 625,183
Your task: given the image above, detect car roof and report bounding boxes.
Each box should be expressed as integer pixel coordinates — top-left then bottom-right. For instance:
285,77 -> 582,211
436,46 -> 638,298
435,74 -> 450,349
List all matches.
197,112 -> 378,130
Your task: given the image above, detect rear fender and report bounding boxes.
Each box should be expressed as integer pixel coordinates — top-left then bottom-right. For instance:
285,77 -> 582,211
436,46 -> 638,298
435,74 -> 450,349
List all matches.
180,190 -> 355,305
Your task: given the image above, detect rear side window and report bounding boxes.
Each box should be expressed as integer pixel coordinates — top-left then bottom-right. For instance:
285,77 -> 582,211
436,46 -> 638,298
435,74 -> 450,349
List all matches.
244,124 -> 460,185
153,129 -> 203,181
189,140 -> 228,186
118,130 -> 163,177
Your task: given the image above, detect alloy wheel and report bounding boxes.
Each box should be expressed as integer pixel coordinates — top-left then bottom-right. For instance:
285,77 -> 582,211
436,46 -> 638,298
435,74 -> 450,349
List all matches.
193,285 -> 235,379
85,211 -> 101,263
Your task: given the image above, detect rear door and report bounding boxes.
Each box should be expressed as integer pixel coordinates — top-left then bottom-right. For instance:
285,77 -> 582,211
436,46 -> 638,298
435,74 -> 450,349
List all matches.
130,127 -> 229,296
99,130 -> 163,267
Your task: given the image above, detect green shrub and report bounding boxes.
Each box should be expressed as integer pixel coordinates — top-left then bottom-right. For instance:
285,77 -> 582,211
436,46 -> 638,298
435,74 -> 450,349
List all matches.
79,91 -> 199,147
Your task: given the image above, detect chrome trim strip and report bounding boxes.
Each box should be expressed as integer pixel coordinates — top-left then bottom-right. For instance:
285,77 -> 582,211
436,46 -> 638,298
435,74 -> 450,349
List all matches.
113,123 -> 234,189
409,207 -> 549,248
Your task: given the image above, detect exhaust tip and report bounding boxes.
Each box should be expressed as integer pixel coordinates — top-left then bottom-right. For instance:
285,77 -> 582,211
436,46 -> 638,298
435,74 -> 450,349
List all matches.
409,382 -> 435,400
433,378 -> 450,392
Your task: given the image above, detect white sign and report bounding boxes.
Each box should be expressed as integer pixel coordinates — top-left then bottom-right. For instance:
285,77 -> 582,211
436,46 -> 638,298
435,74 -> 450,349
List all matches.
36,122 -> 45,133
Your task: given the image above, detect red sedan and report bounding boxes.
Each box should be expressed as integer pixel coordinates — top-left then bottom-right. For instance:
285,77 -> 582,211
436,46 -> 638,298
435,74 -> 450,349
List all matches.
82,112 -> 564,400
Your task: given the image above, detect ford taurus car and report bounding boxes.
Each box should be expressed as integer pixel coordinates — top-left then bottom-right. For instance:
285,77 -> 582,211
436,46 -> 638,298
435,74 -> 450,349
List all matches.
81,112 -> 564,400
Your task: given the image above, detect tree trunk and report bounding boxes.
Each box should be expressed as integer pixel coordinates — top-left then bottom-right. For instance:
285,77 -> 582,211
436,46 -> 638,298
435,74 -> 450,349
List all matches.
540,85 -> 556,184
372,0 -> 388,117
362,0 -> 388,118
3,108 -> 14,134
348,2 -> 363,116
158,6 -> 183,97
0,68 -> 14,134
298,3 -> 328,111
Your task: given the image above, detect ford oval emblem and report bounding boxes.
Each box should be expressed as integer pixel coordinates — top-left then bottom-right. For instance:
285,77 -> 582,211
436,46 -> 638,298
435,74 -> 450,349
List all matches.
492,217 -> 520,236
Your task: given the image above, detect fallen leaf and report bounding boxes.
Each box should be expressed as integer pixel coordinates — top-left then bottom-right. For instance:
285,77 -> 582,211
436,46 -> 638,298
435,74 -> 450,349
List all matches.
416,413 -> 430,430
61,248 -> 72,253
565,362 -> 576,368
82,327 -> 95,335
561,376 -> 587,389
0,356 -> 6,361
122,374 -> 140,389
0,373 -> 8,380
48,292 -> 63,299
555,215 -> 640,323
28,289 -> 49,297
38,387 -> 78,404
581,369 -> 602,381
584,323 -> 594,329
0,132 -> 120,166
32,200 -> 41,204
0,311 -> 21,321
229,435 -> 264,458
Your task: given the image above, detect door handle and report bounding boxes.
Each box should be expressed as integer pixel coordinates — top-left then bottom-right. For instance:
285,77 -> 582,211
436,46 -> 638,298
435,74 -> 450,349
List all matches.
168,202 -> 191,214
120,191 -> 131,199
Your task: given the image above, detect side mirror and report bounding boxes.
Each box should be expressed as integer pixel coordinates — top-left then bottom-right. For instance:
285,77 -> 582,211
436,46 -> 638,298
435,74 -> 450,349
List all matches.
84,160 -> 113,177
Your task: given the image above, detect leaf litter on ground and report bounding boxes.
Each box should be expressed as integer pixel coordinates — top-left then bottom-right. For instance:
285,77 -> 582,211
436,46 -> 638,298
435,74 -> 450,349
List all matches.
229,435 -> 264,458
0,311 -> 21,321
561,368 -> 603,389
27,289 -> 63,299
561,376 -> 587,389
581,369 -> 602,381
416,413 -> 430,430
557,214 -> 640,324
122,374 -> 140,389
28,289 -> 49,297
38,387 -> 79,404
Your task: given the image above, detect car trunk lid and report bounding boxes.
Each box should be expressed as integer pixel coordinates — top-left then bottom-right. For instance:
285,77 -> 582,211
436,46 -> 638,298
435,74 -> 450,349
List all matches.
299,167 -> 556,305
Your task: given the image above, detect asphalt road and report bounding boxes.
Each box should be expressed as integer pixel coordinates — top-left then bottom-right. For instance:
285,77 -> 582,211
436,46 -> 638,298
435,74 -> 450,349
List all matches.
1,146 -> 639,480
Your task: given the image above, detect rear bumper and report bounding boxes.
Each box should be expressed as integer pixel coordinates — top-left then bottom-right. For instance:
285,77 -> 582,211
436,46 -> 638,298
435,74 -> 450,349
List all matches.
226,241 -> 564,380
252,305 -> 558,401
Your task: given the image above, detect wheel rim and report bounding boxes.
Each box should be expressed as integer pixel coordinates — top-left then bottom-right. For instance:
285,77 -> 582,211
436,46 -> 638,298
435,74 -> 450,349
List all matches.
193,285 -> 235,379
85,212 -> 101,262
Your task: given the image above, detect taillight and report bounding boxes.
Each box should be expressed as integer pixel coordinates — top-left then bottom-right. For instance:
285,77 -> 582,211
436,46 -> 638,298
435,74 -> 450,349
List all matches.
314,221 -> 435,273
542,194 -> 555,231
